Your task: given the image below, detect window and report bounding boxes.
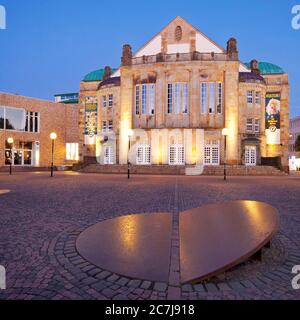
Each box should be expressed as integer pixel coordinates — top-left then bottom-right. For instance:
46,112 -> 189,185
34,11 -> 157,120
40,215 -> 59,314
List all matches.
209,83 -> 215,113
102,120 -> 113,133
102,96 -> 107,108
103,146 -> 114,164
201,82 -> 222,114
5,141 -> 33,166
245,146 -> 256,166
4,107 -> 25,131
137,143 -> 151,165
169,144 -> 185,165
135,84 -> 156,115
217,82 -> 222,114
201,83 -> 207,113
168,84 -> 173,114
168,83 -> 189,114
255,92 -> 261,105
0,107 -> 4,129
25,112 -> 39,133
246,118 -> 253,132
254,119 -> 260,133
247,91 -> 254,104
66,143 -> 79,161
204,140 -> 220,165
135,86 -> 140,115
108,94 -> 113,107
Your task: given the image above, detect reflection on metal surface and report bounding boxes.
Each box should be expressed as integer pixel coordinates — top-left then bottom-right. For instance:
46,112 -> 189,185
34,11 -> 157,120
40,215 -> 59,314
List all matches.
180,200 -> 279,284
76,213 -> 172,282
0,190 -> 10,195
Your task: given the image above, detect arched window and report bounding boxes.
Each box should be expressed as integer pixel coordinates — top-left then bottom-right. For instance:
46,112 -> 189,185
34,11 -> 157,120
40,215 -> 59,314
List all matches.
175,26 -> 182,41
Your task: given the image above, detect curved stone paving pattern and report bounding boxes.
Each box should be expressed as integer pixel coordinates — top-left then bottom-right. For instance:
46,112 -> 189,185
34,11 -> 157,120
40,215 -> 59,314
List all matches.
0,172 -> 300,300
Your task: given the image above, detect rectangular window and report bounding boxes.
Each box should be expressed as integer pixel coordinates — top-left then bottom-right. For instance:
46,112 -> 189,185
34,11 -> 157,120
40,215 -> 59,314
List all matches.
102,96 -> 107,108
254,119 -> 260,133
169,144 -> 185,165
182,83 -> 188,114
25,111 -> 39,133
142,84 -> 147,114
108,120 -> 113,131
247,91 -> 254,104
201,83 -> 207,113
66,143 -> 79,161
168,84 -> 173,114
209,83 -> 215,113
204,140 -> 220,165
108,94 -> 113,107
104,146 -> 114,164
5,107 -> 26,131
0,106 -> 4,129
149,84 -> 155,115
102,121 -> 107,133
217,82 -> 222,114
255,92 -> 261,105
135,86 -> 140,115
136,143 -> 151,165
246,118 -> 253,132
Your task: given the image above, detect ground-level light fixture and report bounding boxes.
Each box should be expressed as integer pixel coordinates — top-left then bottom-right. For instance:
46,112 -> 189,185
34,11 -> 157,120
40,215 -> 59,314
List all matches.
222,128 -> 229,181
50,132 -> 57,177
7,137 -> 14,175
127,129 -> 134,179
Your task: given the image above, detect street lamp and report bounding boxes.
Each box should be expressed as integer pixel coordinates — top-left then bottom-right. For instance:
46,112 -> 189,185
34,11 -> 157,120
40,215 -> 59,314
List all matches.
7,137 -> 14,175
50,132 -> 57,177
127,129 -> 134,179
222,128 -> 229,181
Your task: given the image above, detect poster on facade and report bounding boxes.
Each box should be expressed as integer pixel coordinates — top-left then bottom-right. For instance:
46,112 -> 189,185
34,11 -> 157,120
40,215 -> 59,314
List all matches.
84,99 -> 98,141
265,92 -> 281,145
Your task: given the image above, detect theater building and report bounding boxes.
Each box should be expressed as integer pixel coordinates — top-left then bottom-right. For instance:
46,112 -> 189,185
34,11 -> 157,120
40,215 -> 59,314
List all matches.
80,16 -> 289,171
0,93 -> 80,168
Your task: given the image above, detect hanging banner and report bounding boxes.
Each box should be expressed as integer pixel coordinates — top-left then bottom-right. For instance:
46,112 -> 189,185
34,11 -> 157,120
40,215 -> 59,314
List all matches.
265,92 -> 281,145
84,97 -> 98,143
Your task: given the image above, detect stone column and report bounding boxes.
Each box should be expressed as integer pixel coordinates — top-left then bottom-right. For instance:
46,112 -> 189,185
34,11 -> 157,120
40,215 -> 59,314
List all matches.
119,68 -> 133,164
224,63 -> 240,164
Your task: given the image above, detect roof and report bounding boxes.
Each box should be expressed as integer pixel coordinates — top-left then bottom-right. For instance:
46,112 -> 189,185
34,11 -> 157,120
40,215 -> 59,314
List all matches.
244,62 -> 285,75
98,77 -> 121,89
83,68 -> 117,82
239,72 -> 266,84
54,92 -> 78,97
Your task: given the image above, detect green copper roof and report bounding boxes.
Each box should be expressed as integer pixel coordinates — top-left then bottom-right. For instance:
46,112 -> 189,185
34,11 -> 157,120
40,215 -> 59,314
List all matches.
245,62 -> 284,75
83,68 -> 117,82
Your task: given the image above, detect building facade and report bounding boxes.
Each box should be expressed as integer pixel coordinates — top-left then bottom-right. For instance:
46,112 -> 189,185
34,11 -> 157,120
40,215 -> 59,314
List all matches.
0,93 -> 80,168
289,116 -> 300,170
79,17 -> 290,171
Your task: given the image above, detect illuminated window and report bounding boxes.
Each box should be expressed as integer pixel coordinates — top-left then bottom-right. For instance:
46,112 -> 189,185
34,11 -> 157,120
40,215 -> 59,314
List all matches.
66,143 -> 79,161
245,146 -> 256,166
201,82 -> 222,114
135,84 -> 156,115
169,144 -> 185,165
136,143 -> 151,165
168,83 -> 189,114
204,140 -> 220,165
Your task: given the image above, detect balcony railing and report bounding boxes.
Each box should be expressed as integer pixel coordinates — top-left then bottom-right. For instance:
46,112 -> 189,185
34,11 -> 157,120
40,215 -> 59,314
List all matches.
131,52 -> 231,65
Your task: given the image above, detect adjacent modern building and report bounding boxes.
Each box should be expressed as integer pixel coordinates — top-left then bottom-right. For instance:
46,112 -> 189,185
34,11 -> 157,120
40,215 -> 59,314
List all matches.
0,93 -> 80,168
79,16 -> 290,171
289,116 -> 300,170
54,93 -> 79,104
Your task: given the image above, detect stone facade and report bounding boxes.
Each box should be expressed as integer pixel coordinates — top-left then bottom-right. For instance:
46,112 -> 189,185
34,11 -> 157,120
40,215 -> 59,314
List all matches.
0,93 -> 80,168
79,16 -> 290,171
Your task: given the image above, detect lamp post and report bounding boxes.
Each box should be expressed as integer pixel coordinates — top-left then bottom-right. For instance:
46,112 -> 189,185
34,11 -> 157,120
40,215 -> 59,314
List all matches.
127,129 -> 133,179
7,137 -> 14,175
50,132 -> 57,177
222,128 -> 229,181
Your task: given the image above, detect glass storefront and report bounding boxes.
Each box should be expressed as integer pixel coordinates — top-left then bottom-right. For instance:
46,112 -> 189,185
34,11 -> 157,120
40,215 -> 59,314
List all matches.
5,141 -> 33,166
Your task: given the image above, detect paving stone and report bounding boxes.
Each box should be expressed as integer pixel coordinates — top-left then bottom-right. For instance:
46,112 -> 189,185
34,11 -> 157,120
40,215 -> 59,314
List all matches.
127,280 -> 142,288
140,281 -> 152,290
153,282 -> 168,292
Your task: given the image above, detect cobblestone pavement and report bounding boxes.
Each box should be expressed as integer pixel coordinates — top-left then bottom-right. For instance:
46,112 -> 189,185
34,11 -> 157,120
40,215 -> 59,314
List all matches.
0,172 -> 300,300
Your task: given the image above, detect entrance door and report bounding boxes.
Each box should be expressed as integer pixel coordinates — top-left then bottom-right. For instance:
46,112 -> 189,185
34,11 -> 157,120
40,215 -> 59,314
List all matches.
245,146 -> 256,166
204,140 -> 220,165
5,141 -> 33,166
103,146 -> 114,164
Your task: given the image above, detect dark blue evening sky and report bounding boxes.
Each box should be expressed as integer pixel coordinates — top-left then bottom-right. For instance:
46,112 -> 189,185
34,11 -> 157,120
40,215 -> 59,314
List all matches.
0,0 -> 299,116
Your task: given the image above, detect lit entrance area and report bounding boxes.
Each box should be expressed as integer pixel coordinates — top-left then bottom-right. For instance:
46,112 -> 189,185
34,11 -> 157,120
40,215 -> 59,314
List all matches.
245,146 -> 257,166
5,141 -> 34,166
204,140 -> 220,165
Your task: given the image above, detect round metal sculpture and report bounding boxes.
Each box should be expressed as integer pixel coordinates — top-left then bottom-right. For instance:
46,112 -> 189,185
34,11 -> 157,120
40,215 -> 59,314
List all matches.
0,190 -> 10,195
180,201 -> 279,283
76,201 -> 279,284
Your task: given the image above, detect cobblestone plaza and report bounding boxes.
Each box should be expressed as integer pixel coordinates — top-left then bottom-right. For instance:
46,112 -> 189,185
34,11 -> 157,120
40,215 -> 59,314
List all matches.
0,172 -> 300,300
